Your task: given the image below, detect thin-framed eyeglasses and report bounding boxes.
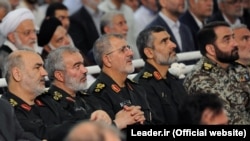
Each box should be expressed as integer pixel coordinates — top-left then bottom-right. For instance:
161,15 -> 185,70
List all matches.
14,29 -> 39,36
106,45 -> 132,55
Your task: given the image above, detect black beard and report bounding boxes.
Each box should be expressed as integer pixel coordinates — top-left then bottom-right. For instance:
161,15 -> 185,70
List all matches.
214,44 -> 239,63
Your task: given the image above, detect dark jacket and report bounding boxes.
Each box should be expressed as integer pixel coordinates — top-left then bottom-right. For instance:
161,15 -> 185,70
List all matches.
2,91 -> 76,141
87,72 -> 152,125
133,62 -> 187,124
0,98 -> 40,141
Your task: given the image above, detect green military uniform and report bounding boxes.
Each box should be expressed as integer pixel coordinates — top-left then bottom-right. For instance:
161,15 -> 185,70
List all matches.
184,56 -> 250,124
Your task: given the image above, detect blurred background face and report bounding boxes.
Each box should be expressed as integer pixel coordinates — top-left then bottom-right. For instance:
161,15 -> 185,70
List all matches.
8,0 -> 19,9
141,0 -> 158,12
12,20 -> 37,49
107,15 -> 128,38
162,0 -> 186,16
54,9 -> 70,30
189,0 -> 214,20
124,0 -> 139,12
220,0 -> 244,18
49,26 -> 70,49
233,27 -> 250,63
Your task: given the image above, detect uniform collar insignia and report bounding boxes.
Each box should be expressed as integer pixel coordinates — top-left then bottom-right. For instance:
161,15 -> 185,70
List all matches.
111,84 -> 121,93
66,97 -> 75,102
9,98 -> 18,107
35,99 -> 44,106
21,104 -> 31,111
153,71 -> 162,80
53,91 -> 63,101
142,72 -> 153,78
95,83 -> 105,92
203,62 -> 213,70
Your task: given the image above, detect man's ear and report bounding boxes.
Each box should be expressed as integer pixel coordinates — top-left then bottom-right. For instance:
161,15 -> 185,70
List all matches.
144,47 -> 154,59
104,26 -> 111,34
12,67 -> 22,81
102,55 -> 112,68
54,70 -> 64,82
205,44 -> 216,56
7,32 -> 16,43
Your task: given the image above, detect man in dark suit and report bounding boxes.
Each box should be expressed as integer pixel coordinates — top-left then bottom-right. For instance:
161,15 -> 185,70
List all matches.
68,0 -> 102,66
146,0 -> 196,65
179,0 -> 214,50
208,0 -> 245,27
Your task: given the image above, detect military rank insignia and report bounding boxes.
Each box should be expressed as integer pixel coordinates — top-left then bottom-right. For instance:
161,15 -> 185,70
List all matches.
95,83 -> 105,92
111,84 -> 121,93
53,91 -> 63,101
235,74 -> 250,82
153,71 -> 162,80
21,104 -> 31,111
9,98 -> 18,107
142,72 -> 152,78
203,62 -> 212,70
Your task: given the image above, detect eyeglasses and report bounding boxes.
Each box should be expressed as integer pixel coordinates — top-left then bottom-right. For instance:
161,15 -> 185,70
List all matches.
224,0 -> 243,4
14,29 -> 38,36
106,45 -> 132,55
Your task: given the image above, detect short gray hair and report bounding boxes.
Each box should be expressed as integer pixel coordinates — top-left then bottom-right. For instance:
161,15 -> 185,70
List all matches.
45,46 -> 80,81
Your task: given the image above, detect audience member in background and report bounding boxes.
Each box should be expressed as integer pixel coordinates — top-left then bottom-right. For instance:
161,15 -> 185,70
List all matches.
0,0 -> 11,23
147,0 -> 196,65
134,0 -> 158,37
43,46 -> 143,130
232,24 -> 250,87
208,0 -> 245,28
39,0 -> 63,16
124,0 -> 139,12
88,34 -> 151,132
178,93 -> 228,125
63,0 -> 82,16
0,98 -> 41,141
0,8 -> 37,93
180,0 -> 214,50
44,2 -> 75,53
98,0 -> 140,59
183,21 -> 250,124
17,0 -> 45,27
8,0 -> 19,10
88,11 -> 129,65
68,0 -> 103,66
133,26 -> 187,124
37,17 -> 70,60
242,0 -> 250,29
1,49 -> 78,140
64,120 -> 124,141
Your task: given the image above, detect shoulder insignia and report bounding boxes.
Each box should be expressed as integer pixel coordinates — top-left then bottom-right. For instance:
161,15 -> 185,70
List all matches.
203,62 -> 212,70
111,84 -> 121,93
21,104 -> 31,111
153,71 -> 162,80
53,91 -> 63,101
142,72 -> 153,79
9,98 -> 18,107
66,97 -> 75,102
94,83 -> 105,93
35,99 -> 44,106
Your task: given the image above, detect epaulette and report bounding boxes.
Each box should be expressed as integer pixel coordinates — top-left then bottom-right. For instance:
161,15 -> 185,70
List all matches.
53,91 -> 63,101
94,83 -> 105,93
202,62 -> 213,71
142,72 -> 153,79
9,98 -> 18,107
